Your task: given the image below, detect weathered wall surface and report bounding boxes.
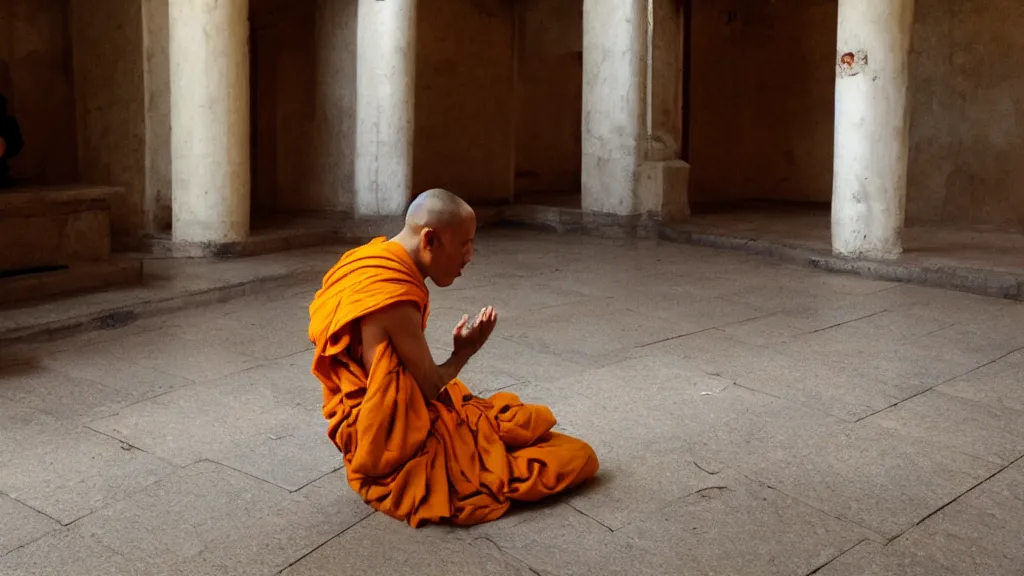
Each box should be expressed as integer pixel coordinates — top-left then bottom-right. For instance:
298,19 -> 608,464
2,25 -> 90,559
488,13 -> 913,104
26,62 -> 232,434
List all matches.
308,0 -> 357,214
907,0 -> 1024,230
649,0 -> 684,163
686,0 -> 1024,231
513,0 -> 583,197
142,0 -> 171,234
251,0 -> 309,218
414,0 -> 515,204
69,0 -> 147,246
249,0 -> 355,217
0,0 -> 79,184
688,0 -> 837,206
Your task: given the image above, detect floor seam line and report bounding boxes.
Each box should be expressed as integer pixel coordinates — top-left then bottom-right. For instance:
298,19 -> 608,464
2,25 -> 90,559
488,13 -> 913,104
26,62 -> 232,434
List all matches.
276,511 -> 376,574
887,452 -> 1024,544
804,538 -> 870,576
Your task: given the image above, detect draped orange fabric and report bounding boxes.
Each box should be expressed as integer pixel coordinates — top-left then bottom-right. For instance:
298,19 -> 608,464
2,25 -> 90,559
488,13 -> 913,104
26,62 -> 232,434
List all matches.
308,238 -> 599,527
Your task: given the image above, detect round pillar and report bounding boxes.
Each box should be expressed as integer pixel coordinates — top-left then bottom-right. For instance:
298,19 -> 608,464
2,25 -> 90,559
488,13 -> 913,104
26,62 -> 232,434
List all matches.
355,0 -> 417,216
169,0 -> 251,245
831,0 -> 916,259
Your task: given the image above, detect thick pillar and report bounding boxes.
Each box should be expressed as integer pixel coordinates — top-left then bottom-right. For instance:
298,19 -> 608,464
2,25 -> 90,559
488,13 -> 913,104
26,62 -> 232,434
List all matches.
831,0 -> 915,259
169,0 -> 250,245
355,0 -> 416,216
582,0 -> 688,221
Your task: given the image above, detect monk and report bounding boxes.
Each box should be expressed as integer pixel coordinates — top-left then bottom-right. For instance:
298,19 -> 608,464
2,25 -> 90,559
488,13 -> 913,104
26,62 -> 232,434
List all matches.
308,188 -> 599,527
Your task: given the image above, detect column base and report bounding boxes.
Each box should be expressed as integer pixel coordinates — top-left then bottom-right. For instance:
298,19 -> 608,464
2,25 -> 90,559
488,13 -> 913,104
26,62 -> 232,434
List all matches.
636,160 -> 691,223
832,246 -> 904,261
152,239 -> 246,259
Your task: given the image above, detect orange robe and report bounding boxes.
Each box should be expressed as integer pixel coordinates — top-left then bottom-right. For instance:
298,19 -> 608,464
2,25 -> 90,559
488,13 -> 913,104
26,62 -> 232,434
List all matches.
308,238 -> 599,527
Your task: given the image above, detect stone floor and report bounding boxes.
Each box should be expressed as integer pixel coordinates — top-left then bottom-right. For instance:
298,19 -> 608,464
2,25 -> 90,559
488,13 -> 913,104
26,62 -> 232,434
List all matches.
2,229 -> 1024,575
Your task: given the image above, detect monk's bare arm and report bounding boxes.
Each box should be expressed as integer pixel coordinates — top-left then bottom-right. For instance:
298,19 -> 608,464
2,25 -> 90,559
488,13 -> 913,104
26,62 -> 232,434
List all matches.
364,303 -> 472,401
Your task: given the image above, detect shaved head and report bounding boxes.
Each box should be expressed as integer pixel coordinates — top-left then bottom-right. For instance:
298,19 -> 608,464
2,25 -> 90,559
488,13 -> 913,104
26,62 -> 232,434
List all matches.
404,188 -> 474,233
393,189 -> 477,287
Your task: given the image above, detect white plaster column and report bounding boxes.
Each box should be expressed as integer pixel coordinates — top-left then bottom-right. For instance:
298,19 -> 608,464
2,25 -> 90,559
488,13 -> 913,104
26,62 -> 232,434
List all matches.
582,0 -> 688,220
582,0 -> 644,215
169,0 -> 250,245
355,0 -> 416,216
831,0 -> 915,259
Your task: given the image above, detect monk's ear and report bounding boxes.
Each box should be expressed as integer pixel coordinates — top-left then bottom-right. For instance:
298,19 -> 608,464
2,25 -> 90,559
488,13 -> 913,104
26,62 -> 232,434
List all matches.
421,227 -> 437,250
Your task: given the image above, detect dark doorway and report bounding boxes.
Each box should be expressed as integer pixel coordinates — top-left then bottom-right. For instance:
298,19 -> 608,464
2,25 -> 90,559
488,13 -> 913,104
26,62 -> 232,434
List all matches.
510,0 -> 583,209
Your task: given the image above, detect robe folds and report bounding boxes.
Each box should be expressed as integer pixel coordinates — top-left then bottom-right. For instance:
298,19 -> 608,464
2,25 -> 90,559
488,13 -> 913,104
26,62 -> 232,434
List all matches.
308,238 -> 599,527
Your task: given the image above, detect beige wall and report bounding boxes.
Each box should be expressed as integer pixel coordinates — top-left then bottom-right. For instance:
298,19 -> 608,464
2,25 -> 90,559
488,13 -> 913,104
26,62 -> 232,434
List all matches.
69,0 -> 147,246
308,0 -> 357,215
513,0 -> 583,198
249,0 -> 356,217
688,1 -> 837,206
0,0 -> 79,184
251,0 -> 313,218
684,0 -> 1024,231
413,0 -> 515,204
8,0 -> 1019,247
143,0 -> 172,235
907,0 -> 1024,230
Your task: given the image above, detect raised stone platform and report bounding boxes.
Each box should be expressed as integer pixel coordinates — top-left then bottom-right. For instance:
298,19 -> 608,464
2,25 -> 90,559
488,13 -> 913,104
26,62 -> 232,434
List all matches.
0,244 -> 344,344
488,202 -> 1024,302
0,185 -> 122,271
143,216 -> 406,259
661,208 -> 1024,302
486,204 -> 659,238
0,258 -> 142,308
0,185 -> 142,305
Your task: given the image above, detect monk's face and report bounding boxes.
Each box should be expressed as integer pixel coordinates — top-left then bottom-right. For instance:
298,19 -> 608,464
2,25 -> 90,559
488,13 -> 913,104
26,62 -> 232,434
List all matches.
423,214 -> 476,287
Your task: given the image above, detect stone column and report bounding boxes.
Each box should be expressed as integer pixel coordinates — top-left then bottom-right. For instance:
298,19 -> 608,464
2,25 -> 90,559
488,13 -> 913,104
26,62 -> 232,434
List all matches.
355,0 -> 416,216
831,0 -> 915,259
581,0 -> 689,221
169,0 -> 250,246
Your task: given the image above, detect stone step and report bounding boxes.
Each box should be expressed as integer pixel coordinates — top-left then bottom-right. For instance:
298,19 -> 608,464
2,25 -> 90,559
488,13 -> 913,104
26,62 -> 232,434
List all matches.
0,185 -> 122,272
0,256 -> 143,308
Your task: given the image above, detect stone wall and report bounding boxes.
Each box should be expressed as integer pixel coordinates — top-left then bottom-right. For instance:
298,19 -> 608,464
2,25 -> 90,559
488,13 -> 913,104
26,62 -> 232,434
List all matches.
142,0 -> 172,234
907,0 -> 1024,230
8,0 -> 1020,248
68,0 -> 147,246
413,0 -> 516,204
513,0 -> 583,199
686,0 -> 1024,232
306,0 -> 357,215
0,0 -> 79,185
687,0 -> 837,206
251,0 -> 314,218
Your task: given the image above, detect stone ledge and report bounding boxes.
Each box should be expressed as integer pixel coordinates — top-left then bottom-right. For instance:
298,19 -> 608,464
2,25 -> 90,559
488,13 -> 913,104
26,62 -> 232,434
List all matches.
0,184 -> 123,271
492,204 -> 660,239
659,225 -> 1024,302
0,246 -> 346,345
0,184 -> 124,210
487,205 -> 1024,302
0,257 -> 142,308
143,216 -> 405,259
